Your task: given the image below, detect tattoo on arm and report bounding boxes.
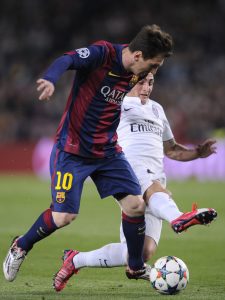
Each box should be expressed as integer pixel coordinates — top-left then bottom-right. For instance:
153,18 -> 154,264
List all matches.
164,139 -> 197,161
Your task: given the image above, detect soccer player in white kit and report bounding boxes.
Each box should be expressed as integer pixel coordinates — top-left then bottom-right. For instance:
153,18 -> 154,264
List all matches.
53,73 -> 217,285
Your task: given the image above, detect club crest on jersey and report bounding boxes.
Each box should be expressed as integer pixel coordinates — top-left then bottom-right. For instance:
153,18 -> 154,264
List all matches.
129,75 -> 139,87
56,192 -> 66,203
152,104 -> 159,118
75,48 -> 90,58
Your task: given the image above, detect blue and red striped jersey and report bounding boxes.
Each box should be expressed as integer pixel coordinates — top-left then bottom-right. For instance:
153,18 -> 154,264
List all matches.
45,41 -> 138,158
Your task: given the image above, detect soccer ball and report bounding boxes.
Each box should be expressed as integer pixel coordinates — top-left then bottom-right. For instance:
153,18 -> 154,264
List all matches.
150,256 -> 189,295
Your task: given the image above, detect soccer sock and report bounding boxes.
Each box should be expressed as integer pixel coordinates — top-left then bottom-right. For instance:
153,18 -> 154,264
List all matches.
17,208 -> 58,252
73,243 -> 128,269
122,212 -> 145,271
148,192 -> 182,223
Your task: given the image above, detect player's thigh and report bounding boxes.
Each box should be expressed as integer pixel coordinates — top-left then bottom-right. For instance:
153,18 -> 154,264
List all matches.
50,145 -> 93,214
91,152 -> 141,200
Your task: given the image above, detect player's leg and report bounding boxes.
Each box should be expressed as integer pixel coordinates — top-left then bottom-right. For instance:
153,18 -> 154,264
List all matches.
53,243 -> 128,292
145,180 -> 217,233
92,152 -> 146,274
124,211 -> 161,280
143,236 -> 157,262
3,144 -> 86,282
53,153 -> 145,292
142,213 -> 161,262
118,194 -> 146,272
53,210 -> 162,291
73,212 -> 161,270
73,242 -> 128,268
53,219 -> 157,273
145,180 -> 182,223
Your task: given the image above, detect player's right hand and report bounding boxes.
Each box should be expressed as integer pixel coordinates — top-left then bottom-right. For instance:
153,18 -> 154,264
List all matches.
36,79 -> 55,101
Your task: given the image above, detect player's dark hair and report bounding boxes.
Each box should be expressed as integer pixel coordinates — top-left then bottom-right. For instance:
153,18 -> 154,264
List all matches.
129,24 -> 173,59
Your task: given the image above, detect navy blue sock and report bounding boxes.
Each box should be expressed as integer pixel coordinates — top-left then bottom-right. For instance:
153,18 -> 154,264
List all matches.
122,212 -> 145,271
17,209 -> 58,252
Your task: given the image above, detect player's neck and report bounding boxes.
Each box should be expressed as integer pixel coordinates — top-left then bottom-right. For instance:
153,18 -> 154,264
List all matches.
122,47 -> 134,72
140,98 -> 149,105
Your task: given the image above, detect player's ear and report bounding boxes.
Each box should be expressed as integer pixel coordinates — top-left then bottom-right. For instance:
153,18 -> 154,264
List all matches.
133,51 -> 143,62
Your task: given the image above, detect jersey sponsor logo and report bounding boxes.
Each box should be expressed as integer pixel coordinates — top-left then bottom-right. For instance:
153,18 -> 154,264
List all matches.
75,47 -> 90,58
124,107 -> 133,111
108,71 -> 121,78
130,120 -> 162,137
152,104 -> 159,118
101,85 -> 126,105
56,191 -> 66,203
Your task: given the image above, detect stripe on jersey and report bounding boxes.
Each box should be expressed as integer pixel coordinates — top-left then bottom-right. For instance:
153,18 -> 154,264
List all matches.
56,41 -> 133,157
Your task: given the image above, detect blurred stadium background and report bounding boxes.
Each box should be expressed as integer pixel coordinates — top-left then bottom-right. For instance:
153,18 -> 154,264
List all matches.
0,1 -> 225,299
0,0 -> 225,178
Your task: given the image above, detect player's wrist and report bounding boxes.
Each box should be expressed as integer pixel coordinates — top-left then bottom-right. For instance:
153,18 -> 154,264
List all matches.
195,145 -> 204,158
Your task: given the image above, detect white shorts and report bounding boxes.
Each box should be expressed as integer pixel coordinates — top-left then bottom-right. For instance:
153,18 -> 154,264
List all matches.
120,158 -> 166,245
127,158 -> 166,195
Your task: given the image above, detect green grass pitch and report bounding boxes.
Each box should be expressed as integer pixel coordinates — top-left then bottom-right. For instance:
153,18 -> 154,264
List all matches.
0,175 -> 224,299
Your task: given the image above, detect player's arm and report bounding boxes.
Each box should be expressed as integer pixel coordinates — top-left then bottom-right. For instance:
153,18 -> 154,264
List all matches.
163,138 -> 217,161
36,44 -> 107,101
37,55 -> 74,101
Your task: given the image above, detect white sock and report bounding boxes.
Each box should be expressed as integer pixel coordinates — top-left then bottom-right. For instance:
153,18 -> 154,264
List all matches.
73,243 -> 128,269
148,192 -> 182,223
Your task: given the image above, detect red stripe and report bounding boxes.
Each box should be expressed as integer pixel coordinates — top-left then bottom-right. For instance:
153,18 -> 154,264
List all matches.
65,67 -> 109,155
56,89 -> 73,141
65,40 -> 115,155
91,103 -> 118,157
122,212 -> 145,224
43,208 -> 54,229
51,147 -> 59,189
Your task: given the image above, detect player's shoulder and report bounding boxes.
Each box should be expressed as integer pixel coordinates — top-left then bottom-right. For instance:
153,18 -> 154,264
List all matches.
150,98 -> 165,112
92,40 -> 116,52
92,40 -> 122,60
149,98 -> 167,118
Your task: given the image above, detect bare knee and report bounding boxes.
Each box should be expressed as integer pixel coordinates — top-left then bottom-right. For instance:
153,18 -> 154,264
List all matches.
119,195 -> 145,217
144,181 -> 172,203
52,211 -> 77,227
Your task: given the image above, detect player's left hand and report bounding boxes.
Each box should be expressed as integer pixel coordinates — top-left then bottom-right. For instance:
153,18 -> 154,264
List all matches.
196,139 -> 217,158
36,79 -> 55,101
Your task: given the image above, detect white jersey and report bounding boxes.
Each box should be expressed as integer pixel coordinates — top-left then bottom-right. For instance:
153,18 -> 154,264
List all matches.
118,96 -> 174,245
117,96 -> 173,192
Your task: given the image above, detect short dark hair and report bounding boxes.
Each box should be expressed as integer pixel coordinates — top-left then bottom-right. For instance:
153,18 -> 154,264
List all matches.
129,24 -> 173,59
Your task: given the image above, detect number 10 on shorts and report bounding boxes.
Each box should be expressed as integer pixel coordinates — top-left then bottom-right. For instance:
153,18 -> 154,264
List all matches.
55,171 -> 73,191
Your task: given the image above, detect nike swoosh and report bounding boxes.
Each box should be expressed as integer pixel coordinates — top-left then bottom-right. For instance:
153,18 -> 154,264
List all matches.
124,108 -> 133,111
138,225 -> 146,231
108,71 -> 121,78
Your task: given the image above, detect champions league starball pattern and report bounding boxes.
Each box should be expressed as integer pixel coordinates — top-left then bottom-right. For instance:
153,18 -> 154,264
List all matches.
150,256 -> 189,295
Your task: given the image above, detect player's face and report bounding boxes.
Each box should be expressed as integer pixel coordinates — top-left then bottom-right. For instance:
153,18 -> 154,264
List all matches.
131,52 -> 164,77
128,73 -> 154,103
138,73 -> 154,103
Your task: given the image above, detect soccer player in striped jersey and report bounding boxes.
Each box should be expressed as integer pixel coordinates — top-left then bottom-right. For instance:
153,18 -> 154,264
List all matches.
55,72 -> 217,284
3,25 -> 173,289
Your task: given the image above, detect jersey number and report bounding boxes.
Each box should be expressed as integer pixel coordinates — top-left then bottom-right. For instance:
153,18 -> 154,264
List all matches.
55,171 -> 73,191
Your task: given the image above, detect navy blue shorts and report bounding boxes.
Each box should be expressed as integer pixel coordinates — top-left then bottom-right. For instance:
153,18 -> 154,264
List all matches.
49,143 -> 141,214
